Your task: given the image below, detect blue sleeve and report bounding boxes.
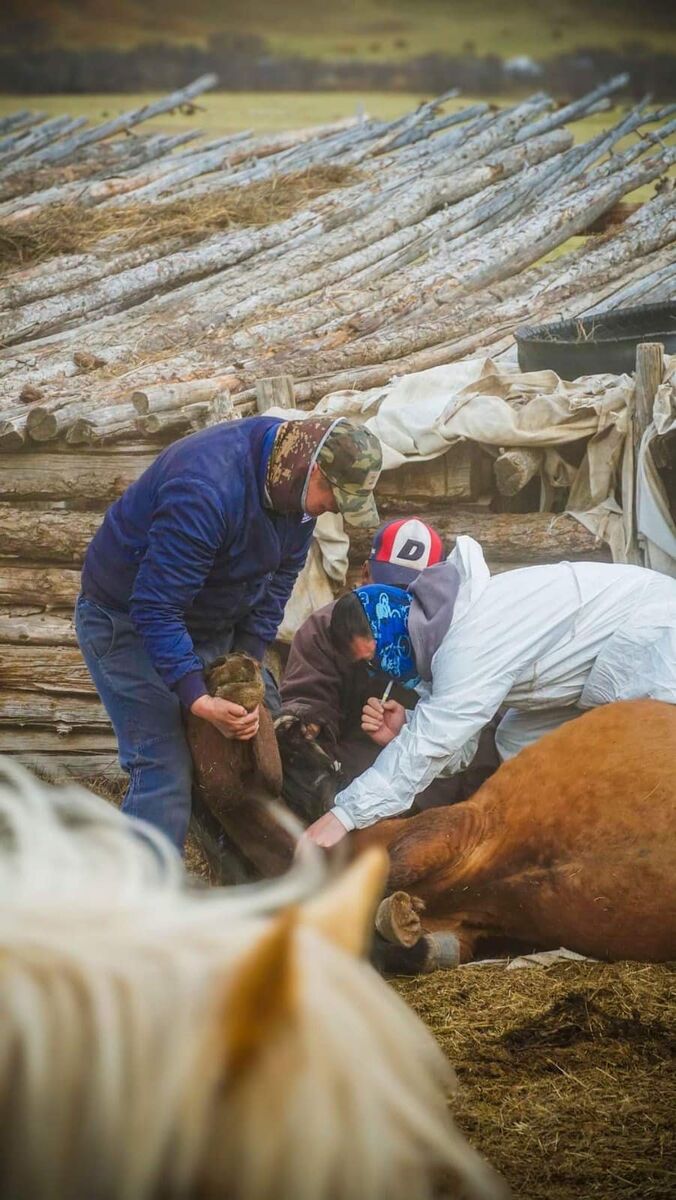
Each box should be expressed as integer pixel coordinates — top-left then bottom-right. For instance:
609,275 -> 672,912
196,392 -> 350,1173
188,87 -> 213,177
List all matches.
129,475 -> 227,696
234,521 -> 315,659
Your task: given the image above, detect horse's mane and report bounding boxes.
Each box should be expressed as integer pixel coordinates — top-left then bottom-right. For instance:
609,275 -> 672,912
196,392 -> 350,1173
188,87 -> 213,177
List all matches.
0,758 -> 503,1200
0,755 -> 323,914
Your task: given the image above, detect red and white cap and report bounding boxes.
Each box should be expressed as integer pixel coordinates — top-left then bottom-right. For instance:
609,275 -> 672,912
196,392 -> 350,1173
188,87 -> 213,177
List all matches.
368,518 -> 445,587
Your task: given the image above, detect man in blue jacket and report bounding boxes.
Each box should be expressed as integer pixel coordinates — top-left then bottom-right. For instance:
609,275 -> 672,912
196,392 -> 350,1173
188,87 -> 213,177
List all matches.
75,414 -> 382,849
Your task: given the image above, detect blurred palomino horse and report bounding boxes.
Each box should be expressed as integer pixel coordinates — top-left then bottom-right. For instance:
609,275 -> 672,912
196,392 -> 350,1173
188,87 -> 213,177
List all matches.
0,758 -> 505,1200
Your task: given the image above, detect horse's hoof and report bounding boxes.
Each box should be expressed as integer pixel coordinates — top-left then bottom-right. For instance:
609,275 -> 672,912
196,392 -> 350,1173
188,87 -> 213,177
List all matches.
375,891 -> 425,948
207,653 -> 265,712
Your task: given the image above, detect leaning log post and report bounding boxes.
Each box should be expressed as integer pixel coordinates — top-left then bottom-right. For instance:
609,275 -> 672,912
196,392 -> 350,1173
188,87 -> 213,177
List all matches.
631,341 -> 665,563
255,375 -> 296,412
634,342 -> 664,437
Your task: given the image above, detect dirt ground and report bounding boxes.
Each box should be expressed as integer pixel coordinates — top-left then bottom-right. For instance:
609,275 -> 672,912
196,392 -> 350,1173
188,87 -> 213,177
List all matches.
394,961 -> 676,1200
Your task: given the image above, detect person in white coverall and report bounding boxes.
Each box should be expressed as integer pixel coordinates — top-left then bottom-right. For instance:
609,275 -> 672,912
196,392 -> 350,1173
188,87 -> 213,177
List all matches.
302,536 -> 676,847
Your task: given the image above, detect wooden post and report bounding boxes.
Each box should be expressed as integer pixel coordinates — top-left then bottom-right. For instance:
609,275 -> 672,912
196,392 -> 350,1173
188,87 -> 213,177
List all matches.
632,342 -> 665,563
494,448 -> 543,497
634,343 -> 664,441
255,376 -> 296,413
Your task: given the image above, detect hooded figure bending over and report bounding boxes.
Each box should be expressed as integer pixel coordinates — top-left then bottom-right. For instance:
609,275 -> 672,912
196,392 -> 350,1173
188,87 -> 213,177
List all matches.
303,536 -> 676,847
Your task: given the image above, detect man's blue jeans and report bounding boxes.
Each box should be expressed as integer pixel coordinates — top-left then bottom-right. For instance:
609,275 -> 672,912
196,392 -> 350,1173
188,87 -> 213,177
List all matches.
74,595 -> 280,850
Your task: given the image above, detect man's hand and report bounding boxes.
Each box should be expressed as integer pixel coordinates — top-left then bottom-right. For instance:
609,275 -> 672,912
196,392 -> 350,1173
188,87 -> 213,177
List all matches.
361,697 -> 406,747
191,694 -> 260,741
301,810 -> 349,848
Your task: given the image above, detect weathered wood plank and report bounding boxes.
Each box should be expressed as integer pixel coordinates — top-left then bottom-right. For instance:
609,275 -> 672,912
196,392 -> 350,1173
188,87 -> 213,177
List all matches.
0,508 -> 100,562
11,753 -> 124,781
377,444 -> 490,503
0,564 -> 81,606
0,452 -> 154,501
255,376 -> 296,412
634,342 -> 664,440
0,646 -> 95,694
0,728 -> 117,752
632,341 -> 666,563
0,690 -> 108,727
0,608 -> 76,645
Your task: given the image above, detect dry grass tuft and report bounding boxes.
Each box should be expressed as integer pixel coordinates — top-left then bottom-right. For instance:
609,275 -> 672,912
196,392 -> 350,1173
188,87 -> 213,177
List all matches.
394,962 -> 676,1199
0,163 -> 358,271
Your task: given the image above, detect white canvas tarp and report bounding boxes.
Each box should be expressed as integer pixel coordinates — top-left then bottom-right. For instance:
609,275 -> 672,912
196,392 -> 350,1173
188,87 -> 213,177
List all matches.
276,355 -> 675,639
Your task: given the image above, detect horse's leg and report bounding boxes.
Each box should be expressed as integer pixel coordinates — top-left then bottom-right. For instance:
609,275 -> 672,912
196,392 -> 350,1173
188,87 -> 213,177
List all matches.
348,817 -> 413,856
189,790 -> 257,885
371,921 -> 474,975
372,889 -> 479,974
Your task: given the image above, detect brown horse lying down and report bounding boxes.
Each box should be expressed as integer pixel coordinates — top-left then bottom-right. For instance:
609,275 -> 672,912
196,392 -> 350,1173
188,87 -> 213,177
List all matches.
354,700 -> 676,972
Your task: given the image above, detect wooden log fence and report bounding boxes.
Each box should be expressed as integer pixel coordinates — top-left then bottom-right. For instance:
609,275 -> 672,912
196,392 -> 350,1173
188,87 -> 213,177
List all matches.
0,79 -> 672,777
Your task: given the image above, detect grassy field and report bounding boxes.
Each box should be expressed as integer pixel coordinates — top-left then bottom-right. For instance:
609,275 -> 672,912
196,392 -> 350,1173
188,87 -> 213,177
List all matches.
0,91 -> 424,135
0,91 -> 671,265
4,0 -> 674,60
0,89 -> 671,148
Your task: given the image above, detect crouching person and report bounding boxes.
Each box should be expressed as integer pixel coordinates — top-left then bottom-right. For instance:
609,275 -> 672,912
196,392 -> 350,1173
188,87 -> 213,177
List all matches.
302,536 -> 676,847
277,519 -> 499,820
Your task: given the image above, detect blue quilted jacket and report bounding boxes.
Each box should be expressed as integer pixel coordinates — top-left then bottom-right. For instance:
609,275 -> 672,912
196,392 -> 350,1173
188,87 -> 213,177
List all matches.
81,416 -> 315,706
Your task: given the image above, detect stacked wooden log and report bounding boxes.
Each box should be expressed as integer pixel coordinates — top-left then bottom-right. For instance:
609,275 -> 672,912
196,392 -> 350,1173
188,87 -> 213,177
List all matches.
0,76 -> 673,779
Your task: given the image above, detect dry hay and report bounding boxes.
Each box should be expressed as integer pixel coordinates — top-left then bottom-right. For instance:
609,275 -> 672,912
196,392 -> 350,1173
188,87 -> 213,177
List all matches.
394,961 -> 676,1200
0,163 -> 359,271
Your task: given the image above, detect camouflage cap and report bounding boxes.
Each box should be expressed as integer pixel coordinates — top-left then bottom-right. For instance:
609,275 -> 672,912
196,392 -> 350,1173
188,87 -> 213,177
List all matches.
315,418 -> 382,529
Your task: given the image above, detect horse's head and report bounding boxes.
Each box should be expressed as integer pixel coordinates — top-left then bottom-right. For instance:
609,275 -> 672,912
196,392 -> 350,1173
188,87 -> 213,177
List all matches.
275,714 -> 345,825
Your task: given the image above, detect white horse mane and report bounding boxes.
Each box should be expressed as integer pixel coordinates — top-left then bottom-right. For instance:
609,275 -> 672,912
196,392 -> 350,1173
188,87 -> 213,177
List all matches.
0,758 -> 503,1200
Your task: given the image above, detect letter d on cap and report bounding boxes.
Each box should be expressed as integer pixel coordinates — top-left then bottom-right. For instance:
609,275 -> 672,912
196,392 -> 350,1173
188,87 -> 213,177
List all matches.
397,538 -> 426,563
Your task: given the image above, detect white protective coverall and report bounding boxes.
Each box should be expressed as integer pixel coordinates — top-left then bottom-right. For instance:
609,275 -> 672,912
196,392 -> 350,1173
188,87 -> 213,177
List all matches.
331,537 -> 676,831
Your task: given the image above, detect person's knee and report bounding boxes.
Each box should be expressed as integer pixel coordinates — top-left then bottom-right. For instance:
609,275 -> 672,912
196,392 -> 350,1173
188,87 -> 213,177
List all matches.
122,732 -> 193,840
122,729 -> 189,778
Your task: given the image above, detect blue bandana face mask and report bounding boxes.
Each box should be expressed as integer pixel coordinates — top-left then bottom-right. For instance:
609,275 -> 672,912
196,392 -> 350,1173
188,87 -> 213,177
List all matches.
355,585 -> 419,686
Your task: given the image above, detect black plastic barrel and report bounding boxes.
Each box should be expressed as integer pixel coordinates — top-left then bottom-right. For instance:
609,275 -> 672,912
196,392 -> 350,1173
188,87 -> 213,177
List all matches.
515,302 -> 676,380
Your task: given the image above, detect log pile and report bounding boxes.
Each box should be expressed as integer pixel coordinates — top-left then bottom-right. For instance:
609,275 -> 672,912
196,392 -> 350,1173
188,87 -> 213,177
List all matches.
0,75 -> 673,779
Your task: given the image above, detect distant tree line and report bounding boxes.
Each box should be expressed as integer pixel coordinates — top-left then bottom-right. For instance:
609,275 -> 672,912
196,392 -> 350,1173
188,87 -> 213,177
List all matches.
1,38 -> 674,98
